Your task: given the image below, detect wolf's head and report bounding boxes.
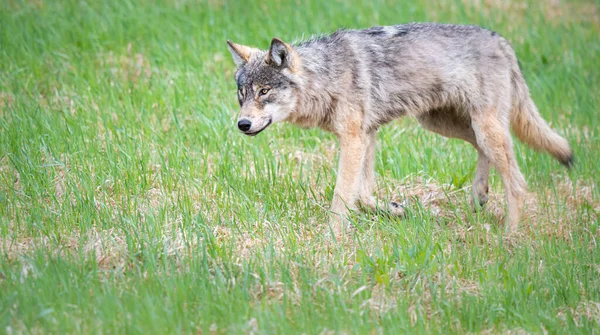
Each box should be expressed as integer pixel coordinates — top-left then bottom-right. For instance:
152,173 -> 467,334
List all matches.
226,38 -> 301,136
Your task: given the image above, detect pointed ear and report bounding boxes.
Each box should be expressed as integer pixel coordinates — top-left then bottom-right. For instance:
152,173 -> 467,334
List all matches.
266,38 -> 297,71
227,40 -> 259,66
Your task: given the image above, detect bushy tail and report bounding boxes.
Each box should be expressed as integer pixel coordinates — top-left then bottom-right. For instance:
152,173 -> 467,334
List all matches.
498,37 -> 573,167
510,97 -> 573,167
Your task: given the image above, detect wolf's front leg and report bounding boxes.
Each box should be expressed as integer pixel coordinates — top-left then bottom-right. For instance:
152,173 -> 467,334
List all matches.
357,131 -> 377,208
357,131 -> 405,217
329,130 -> 368,233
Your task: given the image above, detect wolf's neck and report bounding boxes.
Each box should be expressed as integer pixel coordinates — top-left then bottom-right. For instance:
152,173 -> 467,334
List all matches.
288,47 -> 341,131
293,74 -> 335,130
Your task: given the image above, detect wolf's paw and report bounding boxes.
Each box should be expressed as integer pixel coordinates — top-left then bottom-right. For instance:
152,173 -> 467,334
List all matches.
389,201 -> 407,217
471,193 -> 489,212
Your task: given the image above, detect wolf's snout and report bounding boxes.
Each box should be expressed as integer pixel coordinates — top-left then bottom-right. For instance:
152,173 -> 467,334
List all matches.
238,119 -> 252,132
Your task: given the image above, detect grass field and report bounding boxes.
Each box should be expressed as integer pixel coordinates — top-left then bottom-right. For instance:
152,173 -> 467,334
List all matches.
1,0 -> 599,333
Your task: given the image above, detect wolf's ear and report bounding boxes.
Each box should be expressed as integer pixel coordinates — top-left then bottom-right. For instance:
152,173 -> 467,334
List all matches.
227,40 -> 258,66
266,38 -> 297,71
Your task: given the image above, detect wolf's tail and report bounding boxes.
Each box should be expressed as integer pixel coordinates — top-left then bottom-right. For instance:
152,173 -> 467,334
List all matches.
510,87 -> 573,168
493,37 -> 573,167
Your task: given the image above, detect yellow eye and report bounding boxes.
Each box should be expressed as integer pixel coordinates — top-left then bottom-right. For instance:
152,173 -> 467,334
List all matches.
259,88 -> 270,96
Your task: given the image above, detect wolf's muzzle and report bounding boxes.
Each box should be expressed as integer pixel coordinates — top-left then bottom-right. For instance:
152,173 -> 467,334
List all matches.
240,118 -> 272,136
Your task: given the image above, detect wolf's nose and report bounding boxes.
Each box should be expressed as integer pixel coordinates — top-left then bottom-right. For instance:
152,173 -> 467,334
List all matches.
238,119 -> 252,132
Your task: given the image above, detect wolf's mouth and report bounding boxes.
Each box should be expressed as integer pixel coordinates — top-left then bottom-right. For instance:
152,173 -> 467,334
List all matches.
244,119 -> 272,136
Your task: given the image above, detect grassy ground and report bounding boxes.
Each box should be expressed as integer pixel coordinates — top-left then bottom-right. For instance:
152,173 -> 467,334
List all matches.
1,0 -> 599,333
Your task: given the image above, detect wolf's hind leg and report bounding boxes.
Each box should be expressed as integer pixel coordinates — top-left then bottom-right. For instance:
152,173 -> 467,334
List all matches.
416,108 -> 491,211
472,149 -> 491,210
471,109 -> 527,232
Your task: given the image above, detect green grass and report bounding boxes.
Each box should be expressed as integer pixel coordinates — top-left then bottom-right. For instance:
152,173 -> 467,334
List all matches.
1,0 -> 599,333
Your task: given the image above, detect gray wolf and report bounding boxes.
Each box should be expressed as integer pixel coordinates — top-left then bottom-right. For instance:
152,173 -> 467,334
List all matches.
226,23 -> 573,233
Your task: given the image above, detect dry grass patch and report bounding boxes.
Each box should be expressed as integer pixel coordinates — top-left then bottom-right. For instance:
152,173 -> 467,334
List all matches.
557,300 -> 600,327
0,92 -> 15,114
0,227 -> 126,269
3,165 -> 595,270
0,223 -> 205,273
96,43 -> 152,85
385,174 -> 597,234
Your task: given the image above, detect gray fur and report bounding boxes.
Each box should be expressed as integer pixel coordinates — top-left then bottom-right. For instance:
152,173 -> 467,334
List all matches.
227,23 -> 572,233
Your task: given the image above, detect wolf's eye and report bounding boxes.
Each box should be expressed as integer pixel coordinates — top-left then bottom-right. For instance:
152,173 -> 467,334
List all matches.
259,88 -> 270,96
